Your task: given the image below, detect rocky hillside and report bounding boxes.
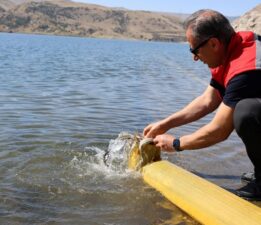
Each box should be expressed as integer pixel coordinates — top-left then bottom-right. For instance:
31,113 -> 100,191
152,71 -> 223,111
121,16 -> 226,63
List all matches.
232,4 -> 261,35
1,1 -> 260,41
0,0 -> 186,41
0,0 -> 14,10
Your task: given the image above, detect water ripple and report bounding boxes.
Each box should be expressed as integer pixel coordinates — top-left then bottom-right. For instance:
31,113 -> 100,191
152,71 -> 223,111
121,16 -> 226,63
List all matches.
0,33 -> 248,224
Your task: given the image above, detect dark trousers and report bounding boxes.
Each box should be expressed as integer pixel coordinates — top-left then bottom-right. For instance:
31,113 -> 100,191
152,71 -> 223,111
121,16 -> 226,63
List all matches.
234,98 -> 261,183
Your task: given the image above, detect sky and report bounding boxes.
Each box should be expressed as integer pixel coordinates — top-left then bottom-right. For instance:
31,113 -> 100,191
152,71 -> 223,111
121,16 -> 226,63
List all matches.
73,0 -> 261,17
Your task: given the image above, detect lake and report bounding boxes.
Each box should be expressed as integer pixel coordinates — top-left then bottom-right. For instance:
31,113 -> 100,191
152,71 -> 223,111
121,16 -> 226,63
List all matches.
0,33 -> 254,224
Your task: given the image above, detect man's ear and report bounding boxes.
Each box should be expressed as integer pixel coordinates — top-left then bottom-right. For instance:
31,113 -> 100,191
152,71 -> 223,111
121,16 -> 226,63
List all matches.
210,38 -> 221,51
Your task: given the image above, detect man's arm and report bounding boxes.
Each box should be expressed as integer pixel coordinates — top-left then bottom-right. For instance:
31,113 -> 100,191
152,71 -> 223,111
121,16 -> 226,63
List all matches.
144,85 -> 221,138
179,102 -> 234,150
153,102 -> 234,151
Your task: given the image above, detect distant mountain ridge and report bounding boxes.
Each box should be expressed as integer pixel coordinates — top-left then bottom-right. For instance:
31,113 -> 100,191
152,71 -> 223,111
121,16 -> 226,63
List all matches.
0,0 -> 186,41
0,1 -> 260,41
232,4 -> 261,35
0,0 -> 72,9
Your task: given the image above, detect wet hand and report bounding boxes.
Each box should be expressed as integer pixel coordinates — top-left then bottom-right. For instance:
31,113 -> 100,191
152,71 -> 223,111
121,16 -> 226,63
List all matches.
143,121 -> 167,138
153,134 -> 175,152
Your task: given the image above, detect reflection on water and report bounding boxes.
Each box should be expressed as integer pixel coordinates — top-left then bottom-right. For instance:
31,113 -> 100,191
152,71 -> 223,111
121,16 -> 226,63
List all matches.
0,33 -> 256,224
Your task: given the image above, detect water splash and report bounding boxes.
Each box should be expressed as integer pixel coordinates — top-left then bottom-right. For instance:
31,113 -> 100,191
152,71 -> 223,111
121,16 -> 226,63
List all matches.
104,132 -> 136,173
68,132 -> 138,178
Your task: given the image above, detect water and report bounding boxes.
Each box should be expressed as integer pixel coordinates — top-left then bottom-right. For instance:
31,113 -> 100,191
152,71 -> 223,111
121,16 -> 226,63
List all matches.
0,33 -> 256,225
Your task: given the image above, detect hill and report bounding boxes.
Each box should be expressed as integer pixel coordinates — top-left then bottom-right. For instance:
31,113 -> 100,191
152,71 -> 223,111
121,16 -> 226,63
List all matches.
232,4 -> 261,35
1,1 -> 260,41
0,0 -> 15,10
0,0 -> 186,41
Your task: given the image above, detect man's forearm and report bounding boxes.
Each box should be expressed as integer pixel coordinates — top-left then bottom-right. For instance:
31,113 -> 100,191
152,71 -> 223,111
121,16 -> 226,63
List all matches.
179,123 -> 229,150
163,93 -> 220,130
179,103 -> 234,150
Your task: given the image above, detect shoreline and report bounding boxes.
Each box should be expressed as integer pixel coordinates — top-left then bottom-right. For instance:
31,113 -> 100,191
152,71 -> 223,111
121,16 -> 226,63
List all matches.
0,30 -> 186,43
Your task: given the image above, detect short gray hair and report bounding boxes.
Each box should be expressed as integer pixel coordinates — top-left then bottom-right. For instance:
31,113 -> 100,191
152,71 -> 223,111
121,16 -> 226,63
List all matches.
184,9 -> 235,46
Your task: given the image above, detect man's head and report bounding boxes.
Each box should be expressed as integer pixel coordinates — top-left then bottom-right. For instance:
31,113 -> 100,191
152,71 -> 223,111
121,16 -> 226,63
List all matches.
184,9 -> 235,68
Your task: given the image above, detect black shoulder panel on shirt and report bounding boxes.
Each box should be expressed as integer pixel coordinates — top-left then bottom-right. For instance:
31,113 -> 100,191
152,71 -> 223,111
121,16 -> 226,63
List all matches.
223,70 -> 261,108
210,78 -> 225,97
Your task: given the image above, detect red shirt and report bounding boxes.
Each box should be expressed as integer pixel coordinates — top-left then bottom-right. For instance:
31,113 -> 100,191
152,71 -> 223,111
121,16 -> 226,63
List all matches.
210,31 -> 261,87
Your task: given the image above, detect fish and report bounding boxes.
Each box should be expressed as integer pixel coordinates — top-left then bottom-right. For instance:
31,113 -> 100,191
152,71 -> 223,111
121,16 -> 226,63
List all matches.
128,135 -> 161,171
103,132 -> 161,171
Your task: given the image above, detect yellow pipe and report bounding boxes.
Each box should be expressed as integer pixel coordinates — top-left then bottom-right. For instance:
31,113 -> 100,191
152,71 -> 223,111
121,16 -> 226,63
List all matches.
142,160 -> 261,225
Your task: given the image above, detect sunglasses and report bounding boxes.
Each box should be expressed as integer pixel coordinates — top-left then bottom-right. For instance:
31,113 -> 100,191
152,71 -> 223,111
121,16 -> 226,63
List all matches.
189,37 -> 214,56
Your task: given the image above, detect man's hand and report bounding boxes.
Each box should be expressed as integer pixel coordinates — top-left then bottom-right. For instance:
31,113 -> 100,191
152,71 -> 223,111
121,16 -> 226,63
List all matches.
153,134 -> 175,152
143,120 -> 168,138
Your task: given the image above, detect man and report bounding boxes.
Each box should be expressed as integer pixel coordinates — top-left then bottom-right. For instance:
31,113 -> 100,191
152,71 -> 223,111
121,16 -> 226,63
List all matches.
143,9 -> 261,201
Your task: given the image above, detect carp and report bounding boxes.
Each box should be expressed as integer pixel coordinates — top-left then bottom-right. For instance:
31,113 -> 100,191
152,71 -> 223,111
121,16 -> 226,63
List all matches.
128,135 -> 161,171
103,132 -> 161,172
